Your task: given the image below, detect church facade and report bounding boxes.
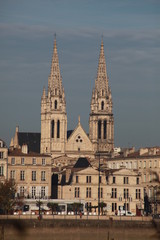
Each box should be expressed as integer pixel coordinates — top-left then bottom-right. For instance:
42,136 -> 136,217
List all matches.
40,38 -> 114,158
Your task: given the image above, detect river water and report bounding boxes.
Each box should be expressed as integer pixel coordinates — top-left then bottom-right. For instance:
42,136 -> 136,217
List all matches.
4,227 -> 160,240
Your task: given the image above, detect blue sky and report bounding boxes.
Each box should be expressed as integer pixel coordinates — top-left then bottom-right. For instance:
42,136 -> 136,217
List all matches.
0,0 -> 160,149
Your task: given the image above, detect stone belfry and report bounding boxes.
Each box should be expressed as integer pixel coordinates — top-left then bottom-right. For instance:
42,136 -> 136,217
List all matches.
41,36 -> 67,156
89,39 -> 114,154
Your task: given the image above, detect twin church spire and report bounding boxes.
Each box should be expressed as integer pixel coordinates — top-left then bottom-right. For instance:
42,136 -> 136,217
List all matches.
41,36 -> 114,156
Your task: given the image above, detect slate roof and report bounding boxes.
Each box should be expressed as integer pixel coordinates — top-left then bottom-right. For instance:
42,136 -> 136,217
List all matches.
73,157 -> 91,169
18,132 -> 41,153
67,130 -> 73,139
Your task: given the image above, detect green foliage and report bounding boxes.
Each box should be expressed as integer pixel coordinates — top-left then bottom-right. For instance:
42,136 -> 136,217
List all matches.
0,179 -> 16,214
98,201 -> 107,215
47,202 -> 58,214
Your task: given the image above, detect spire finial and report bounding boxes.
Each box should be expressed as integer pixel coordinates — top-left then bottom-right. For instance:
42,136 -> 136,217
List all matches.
78,115 -> 80,125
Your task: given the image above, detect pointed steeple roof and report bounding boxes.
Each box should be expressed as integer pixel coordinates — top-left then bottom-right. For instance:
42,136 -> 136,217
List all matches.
95,38 -> 109,96
48,35 -> 63,95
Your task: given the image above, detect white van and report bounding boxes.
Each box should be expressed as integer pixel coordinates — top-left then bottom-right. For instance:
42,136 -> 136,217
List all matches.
118,210 -> 135,216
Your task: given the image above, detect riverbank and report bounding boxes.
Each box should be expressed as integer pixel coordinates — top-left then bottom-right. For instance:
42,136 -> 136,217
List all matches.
0,215 -> 159,229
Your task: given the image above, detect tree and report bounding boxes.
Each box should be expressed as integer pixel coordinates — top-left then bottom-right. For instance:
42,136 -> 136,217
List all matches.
98,202 -> 106,215
36,200 -> 43,216
47,202 -> 58,214
0,179 -> 16,214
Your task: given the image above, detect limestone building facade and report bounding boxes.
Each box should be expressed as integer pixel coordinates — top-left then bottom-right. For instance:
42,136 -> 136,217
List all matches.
8,148 -> 52,199
40,37 -> 114,158
0,139 -> 8,182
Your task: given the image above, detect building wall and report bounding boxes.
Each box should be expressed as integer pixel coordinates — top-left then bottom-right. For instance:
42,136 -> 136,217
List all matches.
8,153 -> 52,199
0,139 -> 8,181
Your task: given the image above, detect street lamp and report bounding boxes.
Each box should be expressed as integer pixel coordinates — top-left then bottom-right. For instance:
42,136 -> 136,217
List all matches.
98,153 -> 100,216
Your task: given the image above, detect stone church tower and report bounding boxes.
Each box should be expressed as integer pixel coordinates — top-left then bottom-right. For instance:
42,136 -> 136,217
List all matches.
89,39 -> 114,154
41,37 -> 67,155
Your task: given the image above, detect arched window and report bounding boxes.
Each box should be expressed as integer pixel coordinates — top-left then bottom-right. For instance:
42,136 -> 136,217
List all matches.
55,88 -> 57,95
54,100 -> 57,109
51,120 -> 54,138
104,120 -> 107,139
102,90 -> 104,96
98,120 -> 101,139
101,101 -> 104,110
57,120 -> 60,138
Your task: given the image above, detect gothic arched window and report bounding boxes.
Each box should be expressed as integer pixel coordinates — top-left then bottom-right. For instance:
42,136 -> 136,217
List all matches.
54,100 -> 57,109
104,120 -> 107,139
51,120 -> 54,138
57,120 -> 60,138
101,101 -> 104,110
98,120 -> 101,139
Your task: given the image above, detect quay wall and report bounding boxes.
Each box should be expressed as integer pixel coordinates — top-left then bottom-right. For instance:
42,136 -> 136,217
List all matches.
0,216 -> 159,231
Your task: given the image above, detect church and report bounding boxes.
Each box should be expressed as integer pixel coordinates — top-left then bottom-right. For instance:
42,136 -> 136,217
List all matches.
10,37 -> 114,160
40,37 -> 114,159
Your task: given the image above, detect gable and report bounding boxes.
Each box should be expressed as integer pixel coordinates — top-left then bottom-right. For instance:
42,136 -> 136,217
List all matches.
66,124 -> 93,152
112,168 -> 138,176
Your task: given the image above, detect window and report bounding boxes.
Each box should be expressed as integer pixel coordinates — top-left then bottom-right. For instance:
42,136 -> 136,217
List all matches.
75,187 -> 80,198
136,189 -> 141,199
57,120 -> 60,138
21,158 -> 25,165
98,187 -> 103,198
32,171 -> 36,181
86,176 -> 91,183
139,161 -> 141,169
149,174 -> 152,182
86,187 -> 91,198
0,166 -> 4,176
124,177 -> 129,184
41,186 -> 45,198
20,170 -> 25,181
0,152 -> 3,159
42,158 -> 46,165
11,158 -> 15,165
113,176 -> 116,184
20,186 -> 24,197
124,189 -> 129,199
126,162 -> 128,168
98,120 -> 101,139
144,174 -> 146,183
111,188 -> 117,198
54,100 -> 57,109
136,177 -> 139,185
124,203 -> 129,211
32,186 -> 36,198
101,101 -> 104,110
130,162 -> 132,169
86,202 -> 92,212
99,176 -> 102,184
154,160 -> 157,168
144,161 -> 146,169
104,120 -> 107,139
10,170 -> 15,179
51,120 -> 54,138
112,203 -> 117,212
149,160 -> 152,168
76,176 -> 79,183
134,161 -> 138,169
41,171 -> 46,181
32,158 -> 36,165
